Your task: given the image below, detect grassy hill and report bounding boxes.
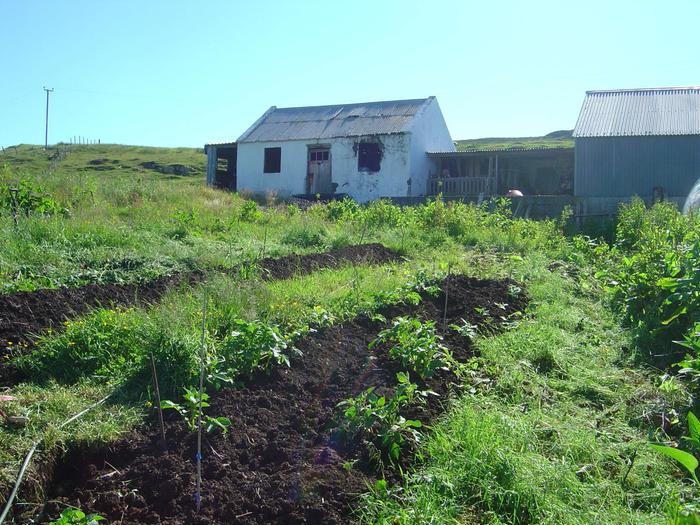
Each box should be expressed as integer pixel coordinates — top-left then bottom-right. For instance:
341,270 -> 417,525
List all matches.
455,130 -> 574,152
1,143 -> 206,179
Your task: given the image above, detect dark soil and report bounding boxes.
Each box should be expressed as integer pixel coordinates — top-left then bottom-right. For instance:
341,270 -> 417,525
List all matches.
0,244 -> 401,385
258,243 -> 401,281
30,275 -> 527,525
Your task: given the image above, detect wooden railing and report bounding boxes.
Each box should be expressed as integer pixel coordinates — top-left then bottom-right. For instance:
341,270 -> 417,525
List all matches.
428,176 -> 495,196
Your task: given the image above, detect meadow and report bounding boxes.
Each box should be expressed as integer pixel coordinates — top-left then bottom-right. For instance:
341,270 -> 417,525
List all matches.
0,144 -> 699,524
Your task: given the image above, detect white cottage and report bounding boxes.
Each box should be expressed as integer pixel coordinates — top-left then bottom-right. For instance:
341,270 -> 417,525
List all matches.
205,97 -> 454,203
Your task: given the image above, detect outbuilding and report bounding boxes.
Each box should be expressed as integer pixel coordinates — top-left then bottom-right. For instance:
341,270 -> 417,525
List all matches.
573,87 -> 700,215
205,97 -> 454,202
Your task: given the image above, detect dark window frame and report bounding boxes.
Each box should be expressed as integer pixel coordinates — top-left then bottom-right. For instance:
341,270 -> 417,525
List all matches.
357,142 -> 381,172
264,147 -> 282,173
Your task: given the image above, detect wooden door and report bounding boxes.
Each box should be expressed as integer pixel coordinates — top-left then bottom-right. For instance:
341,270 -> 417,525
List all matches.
308,148 -> 332,194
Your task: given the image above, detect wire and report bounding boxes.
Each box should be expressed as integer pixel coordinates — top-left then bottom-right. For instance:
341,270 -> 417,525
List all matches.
0,393 -> 113,525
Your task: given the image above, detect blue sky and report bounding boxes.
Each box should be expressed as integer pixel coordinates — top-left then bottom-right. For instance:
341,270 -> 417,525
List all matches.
1,0 -> 698,148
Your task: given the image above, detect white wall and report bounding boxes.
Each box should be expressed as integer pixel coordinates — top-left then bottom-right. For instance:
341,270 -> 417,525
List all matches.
237,134 -> 413,202
236,98 -> 455,202
408,98 -> 455,196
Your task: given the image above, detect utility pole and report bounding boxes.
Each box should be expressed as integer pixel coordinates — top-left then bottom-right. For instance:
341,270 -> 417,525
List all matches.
43,87 -> 54,150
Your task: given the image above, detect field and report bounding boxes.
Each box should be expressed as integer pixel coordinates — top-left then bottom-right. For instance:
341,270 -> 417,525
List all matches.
1,144 -> 699,524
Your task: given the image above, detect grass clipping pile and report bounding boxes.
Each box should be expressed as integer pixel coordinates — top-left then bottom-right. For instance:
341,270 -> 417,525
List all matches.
38,275 -> 526,525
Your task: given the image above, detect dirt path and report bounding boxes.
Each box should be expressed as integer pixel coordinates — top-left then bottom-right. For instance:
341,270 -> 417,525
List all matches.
34,276 -> 526,525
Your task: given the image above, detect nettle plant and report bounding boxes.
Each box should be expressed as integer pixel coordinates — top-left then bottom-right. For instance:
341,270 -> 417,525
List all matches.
336,372 -> 432,465
370,317 -> 452,380
161,387 -> 231,434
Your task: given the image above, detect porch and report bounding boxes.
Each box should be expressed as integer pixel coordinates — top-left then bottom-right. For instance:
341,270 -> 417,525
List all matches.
426,148 -> 574,198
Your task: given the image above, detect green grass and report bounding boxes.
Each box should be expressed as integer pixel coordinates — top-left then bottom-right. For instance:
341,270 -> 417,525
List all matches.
1,143 -> 696,524
455,132 -> 574,152
358,253 -> 693,524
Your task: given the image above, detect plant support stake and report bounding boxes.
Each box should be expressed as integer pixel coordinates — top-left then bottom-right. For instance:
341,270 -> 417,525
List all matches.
149,353 -> 167,447
195,295 -> 208,512
443,264 -> 451,333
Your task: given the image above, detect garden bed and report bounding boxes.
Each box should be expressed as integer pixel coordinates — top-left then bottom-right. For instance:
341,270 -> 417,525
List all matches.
30,275 -> 526,525
0,243 -> 401,385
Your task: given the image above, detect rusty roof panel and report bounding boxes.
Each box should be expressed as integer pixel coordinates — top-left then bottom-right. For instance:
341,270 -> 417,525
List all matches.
238,98 -> 432,143
574,87 -> 700,137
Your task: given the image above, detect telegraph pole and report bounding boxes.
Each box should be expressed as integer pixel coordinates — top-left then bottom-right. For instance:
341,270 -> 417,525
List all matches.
43,87 -> 54,149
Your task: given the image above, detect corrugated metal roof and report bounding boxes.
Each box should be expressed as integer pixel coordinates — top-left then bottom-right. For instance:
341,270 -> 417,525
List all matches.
428,146 -> 573,155
237,98 -> 433,143
573,87 -> 700,137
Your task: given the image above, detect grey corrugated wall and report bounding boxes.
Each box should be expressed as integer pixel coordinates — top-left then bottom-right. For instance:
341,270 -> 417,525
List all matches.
575,136 -> 700,198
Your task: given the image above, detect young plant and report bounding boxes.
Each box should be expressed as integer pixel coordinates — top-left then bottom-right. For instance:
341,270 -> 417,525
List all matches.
450,318 -> 478,341
370,317 -> 452,380
161,387 -> 231,434
217,319 -> 295,379
48,508 -> 104,525
336,372 -> 430,464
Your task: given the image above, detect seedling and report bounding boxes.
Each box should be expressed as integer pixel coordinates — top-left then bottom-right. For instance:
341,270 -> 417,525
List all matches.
450,318 -> 478,341
48,508 -> 104,525
370,317 -> 452,380
161,387 -> 231,434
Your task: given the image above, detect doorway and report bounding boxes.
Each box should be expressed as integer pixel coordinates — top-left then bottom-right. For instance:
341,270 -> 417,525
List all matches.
307,147 -> 332,194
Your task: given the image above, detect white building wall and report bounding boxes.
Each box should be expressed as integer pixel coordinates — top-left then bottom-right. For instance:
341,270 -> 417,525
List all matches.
237,134 -> 413,203
407,98 -> 455,196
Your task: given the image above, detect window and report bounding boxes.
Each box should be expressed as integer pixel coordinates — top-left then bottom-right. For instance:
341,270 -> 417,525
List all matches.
264,147 -> 281,173
310,150 -> 329,162
358,142 -> 381,172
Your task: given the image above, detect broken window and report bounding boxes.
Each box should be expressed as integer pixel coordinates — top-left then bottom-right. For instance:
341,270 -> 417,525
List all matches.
358,143 -> 381,172
264,147 -> 281,173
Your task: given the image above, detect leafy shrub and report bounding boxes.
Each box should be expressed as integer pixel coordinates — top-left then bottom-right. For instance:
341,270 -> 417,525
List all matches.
0,178 -> 63,215
599,199 -> 700,360
238,200 -> 261,222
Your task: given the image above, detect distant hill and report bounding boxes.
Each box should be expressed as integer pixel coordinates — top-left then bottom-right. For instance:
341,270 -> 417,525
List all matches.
0,143 -> 205,178
454,130 -> 574,152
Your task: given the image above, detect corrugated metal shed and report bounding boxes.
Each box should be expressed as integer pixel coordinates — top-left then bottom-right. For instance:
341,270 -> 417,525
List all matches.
574,87 -> 700,137
237,98 -> 433,143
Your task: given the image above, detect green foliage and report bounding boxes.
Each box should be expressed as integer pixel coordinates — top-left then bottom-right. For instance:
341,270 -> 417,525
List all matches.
370,317 -> 452,380
161,387 -> 231,434
596,199 -> 700,364
336,372 -> 431,465
238,199 -> 261,222
216,319 -> 295,379
0,177 -> 63,215
280,225 -> 327,248
48,508 -> 105,525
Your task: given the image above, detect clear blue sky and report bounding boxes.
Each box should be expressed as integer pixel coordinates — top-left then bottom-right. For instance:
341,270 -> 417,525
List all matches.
1,0 -> 698,148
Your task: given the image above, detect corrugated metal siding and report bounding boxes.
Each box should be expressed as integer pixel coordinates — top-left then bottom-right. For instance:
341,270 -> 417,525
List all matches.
574,136 -> 700,197
574,88 -> 700,137
238,98 -> 431,143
